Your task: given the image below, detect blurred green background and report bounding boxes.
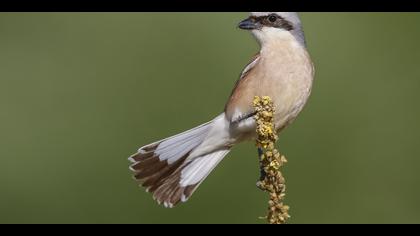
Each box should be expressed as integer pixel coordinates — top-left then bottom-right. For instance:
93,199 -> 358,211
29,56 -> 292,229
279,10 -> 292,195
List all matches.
0,13 -> 420,224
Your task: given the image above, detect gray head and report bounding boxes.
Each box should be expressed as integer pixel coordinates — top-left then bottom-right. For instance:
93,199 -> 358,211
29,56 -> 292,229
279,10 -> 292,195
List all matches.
238,12 -> 306,47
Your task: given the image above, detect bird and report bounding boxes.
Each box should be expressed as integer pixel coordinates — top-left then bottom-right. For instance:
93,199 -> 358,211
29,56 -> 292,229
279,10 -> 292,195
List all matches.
128,12 -> 315,208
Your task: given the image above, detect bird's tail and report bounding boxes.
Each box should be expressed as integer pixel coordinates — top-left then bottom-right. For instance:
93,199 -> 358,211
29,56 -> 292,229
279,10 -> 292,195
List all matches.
128,116 -> 230,208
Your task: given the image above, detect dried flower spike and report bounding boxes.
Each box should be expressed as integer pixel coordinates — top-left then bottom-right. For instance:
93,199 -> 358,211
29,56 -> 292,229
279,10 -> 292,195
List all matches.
253,96 -> 290,224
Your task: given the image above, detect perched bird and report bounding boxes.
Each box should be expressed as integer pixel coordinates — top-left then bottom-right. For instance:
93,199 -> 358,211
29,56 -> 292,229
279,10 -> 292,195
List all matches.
128,12 -> 315,208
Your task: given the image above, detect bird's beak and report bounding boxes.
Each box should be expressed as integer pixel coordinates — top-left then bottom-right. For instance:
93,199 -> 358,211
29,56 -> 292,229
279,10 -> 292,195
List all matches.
238,17 -> 261,30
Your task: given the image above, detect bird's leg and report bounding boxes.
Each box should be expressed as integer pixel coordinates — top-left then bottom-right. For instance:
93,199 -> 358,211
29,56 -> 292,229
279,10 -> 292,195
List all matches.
257,147 -> 266,181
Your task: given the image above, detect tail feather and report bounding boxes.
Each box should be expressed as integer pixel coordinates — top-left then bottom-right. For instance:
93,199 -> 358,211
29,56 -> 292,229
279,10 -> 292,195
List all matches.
178,149 -> 230,201
128,118 -> 230,207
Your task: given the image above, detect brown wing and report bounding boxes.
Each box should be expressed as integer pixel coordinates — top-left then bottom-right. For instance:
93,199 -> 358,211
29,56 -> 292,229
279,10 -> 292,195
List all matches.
224,53 -> 261,122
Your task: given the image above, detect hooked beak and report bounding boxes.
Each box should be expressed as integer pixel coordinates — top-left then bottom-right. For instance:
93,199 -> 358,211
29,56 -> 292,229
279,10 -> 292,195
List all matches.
238,17 -> 261,30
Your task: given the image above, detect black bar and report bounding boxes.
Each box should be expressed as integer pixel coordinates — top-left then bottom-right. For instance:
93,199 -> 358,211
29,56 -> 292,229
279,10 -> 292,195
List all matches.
0,0 -> 419,12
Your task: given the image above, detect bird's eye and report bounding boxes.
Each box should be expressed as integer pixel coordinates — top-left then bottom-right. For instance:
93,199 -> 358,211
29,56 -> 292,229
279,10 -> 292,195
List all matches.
268,15 -> 277,23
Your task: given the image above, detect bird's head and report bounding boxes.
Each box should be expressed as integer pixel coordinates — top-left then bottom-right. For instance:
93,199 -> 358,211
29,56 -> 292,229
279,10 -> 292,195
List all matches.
238,12 -> 306,47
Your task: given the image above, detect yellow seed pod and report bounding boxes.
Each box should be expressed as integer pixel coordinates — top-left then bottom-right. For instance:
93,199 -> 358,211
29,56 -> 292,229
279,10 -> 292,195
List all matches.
280,155 -> 287,163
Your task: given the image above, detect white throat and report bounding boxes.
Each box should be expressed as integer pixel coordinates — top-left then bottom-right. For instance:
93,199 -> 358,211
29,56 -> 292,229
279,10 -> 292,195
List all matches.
252,27 -> 301,51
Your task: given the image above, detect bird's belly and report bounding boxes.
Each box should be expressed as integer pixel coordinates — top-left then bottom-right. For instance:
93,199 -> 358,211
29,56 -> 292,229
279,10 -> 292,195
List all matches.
229,74 -> 313,142
259,74 -> 312,130
273,83 -> 311,130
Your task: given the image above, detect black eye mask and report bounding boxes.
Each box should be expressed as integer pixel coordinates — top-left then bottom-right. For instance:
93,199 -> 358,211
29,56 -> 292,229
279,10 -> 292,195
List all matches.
250,14 -> 294,31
